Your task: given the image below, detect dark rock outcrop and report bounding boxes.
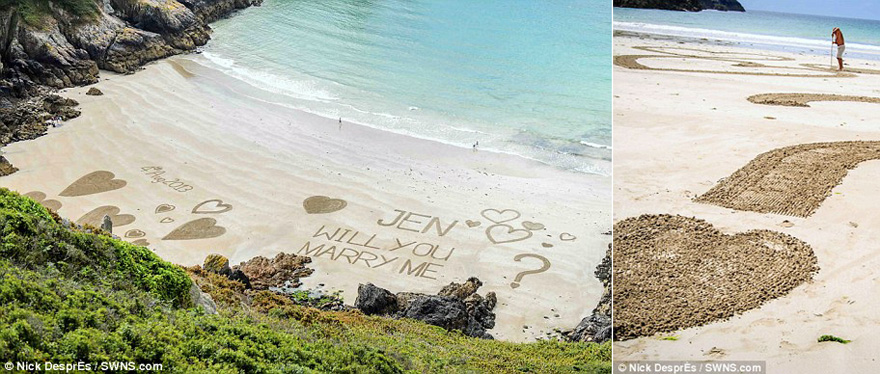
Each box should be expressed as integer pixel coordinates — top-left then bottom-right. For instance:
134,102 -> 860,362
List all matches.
236,252 -> 314,290
614,0 -> 743,12
85,87 -> 103,95
568,245 -> 611,343
354,277 -> 497,339
0,0 -> 261,175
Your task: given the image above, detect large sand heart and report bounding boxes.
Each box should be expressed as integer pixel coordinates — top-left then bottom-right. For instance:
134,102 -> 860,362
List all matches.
303,196 -> 347,214
613,214 -> 819,340
23,191 -> 62,211
486,224 -> 532,244
60,171 -> 127,197
162,218 -> 226,240
77,206 -> 135,228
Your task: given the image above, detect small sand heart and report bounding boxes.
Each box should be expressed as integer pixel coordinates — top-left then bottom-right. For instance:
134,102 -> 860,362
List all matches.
303,196 -> 347,214
481,209 -> 521,224
192,199 -> 232,214
24,191 -> 62,211
541,242 -> 553,248
60,171 -> 127,197
77,206 -> 135,228
132,239 -> 150,246
125,229 -> 146,238
160,217 -> 175,223
163,218 -> 226,240
486,224 -> 532,244
522,221 -> 545,231
559,232 -> 576,241
466,220 -> 481,228
155,204 -> 175,214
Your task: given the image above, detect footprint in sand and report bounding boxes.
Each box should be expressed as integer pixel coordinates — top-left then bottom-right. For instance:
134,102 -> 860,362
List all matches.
77,206 -> 135,227
23,191 -> 62,211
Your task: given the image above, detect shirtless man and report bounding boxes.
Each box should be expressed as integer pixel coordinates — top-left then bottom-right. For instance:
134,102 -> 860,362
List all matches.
832,27 -> 845,71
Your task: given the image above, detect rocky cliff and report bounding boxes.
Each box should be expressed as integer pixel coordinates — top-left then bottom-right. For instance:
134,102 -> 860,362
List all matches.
0,0 -> 260,172
614,0 -> 744,12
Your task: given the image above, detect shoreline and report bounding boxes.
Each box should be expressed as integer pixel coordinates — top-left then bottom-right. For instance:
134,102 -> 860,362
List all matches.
0,54 -> 611,343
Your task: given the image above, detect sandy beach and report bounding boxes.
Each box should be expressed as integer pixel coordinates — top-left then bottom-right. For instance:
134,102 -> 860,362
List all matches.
613,32 -> 880,371
0,55 -> 610,342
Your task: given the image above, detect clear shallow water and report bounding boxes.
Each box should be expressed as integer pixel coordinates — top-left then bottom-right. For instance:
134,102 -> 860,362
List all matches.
614,8 -> 880,61
201,0 -> 611,175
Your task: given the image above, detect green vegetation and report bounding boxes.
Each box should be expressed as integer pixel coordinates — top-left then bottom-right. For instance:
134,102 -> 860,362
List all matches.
818,335 -> 851,344
659,336 -> 678,341
0,0 -> 98,27
0,188 -> 611,373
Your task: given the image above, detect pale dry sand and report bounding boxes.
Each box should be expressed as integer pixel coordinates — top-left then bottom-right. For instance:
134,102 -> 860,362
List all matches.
614,35 -> 880,371
0,56 -> 610,342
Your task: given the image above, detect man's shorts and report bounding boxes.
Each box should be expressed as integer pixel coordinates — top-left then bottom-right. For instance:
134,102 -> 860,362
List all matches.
838,45 -> 846,58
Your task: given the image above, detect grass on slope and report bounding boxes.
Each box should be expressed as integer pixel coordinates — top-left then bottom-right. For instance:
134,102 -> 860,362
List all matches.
0,188 -> 610,373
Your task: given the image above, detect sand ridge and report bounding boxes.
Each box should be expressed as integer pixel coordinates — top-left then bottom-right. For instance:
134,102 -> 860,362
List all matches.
695,141 -> 880,217
613,214 -> 819,341
747,93 -> 880,107
614,46 -> 854,77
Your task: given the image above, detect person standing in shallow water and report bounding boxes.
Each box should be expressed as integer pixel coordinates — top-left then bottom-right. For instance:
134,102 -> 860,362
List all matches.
832,27 -> 845,71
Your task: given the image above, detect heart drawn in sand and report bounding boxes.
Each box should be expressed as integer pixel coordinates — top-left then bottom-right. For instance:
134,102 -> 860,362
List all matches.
613,214 -> 819,340
125,229 -> 146,238
155,204 -> 175,214
24,191 -> 62,212
481,209 -> 521,224
60,171 -> 127,197
466,220 -> 481,228
160,217 -> 175,223
559,233 -> 576,241
303,196 -> 347,214
162,218 -> 226,240
132,239 -> 150,247
77,206 -> 135,228
192,199 -> 233,214
486,224 -> 533,244
521,221 -> 545,231
541,242 -> 554,248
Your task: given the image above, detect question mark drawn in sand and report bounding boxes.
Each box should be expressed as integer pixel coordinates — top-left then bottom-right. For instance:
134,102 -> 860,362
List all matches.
510,253 -> 551,289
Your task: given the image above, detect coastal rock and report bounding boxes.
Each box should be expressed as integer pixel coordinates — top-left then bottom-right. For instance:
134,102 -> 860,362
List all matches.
569,245 -> 611,343
614,0 -> 743,12
188,282 -> 218,314
228,269 -> 251,289
0,0 -> 261,171
86,87 -> 104,96
235,252 -> 313,290
399,295 -> 469,332
355,283 -> 398,315
0,156 -> 17,176
353,278 -> 497,339
203,253 -> 231,275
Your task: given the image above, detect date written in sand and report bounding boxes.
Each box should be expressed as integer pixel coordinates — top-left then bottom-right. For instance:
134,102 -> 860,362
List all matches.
140,166 -> 194,192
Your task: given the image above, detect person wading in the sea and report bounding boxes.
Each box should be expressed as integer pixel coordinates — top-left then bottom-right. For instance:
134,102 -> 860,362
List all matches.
832,27 -> 845,71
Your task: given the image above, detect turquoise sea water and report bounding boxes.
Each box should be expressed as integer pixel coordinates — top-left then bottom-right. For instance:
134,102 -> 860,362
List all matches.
201,0 -> 611,175
614,8 -> 880,61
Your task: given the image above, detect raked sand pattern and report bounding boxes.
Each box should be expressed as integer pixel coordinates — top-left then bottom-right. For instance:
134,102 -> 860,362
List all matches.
0,56 -> 610,342
695,141 -> 880,217
613,214 -> 818,341
748,93 -> 880,107
614,34 -> 880,371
